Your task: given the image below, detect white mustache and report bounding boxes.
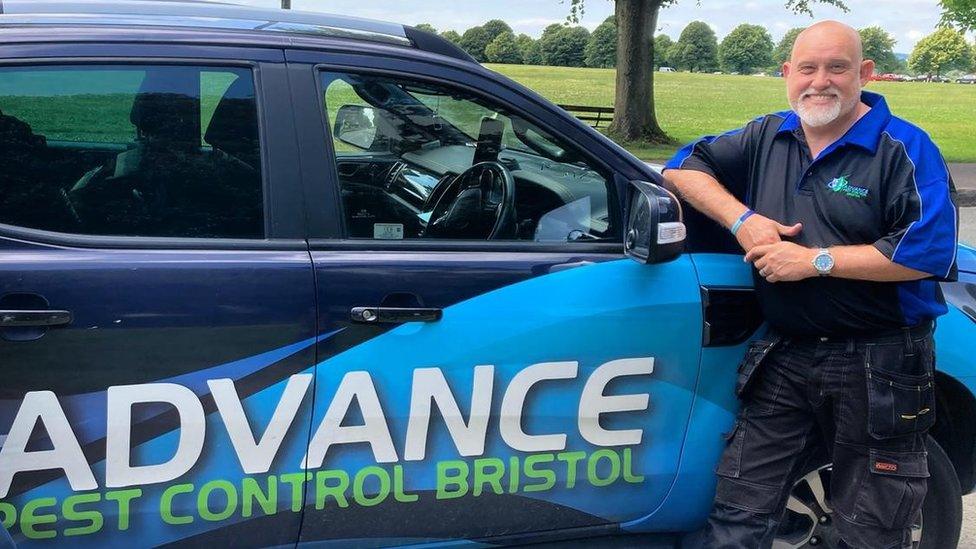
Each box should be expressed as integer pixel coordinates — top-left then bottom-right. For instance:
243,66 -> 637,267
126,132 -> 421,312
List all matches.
800,88 -> 841,100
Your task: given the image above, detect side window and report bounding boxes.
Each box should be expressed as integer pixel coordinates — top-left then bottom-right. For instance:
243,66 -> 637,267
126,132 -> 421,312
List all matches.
320,71 -> 616,242
0,64 -> 263,238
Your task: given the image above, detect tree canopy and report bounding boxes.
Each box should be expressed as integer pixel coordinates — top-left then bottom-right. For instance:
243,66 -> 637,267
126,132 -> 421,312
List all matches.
514,34 -> 543,65
540,26 -> 591,67
482,19 -> 514,39
908,27 -> 972,76
439,30 -> 461,44
773,27 -> 805,65
940,0 -> 976,30
585,16 -> 618,68
459,26 -> 492,62
459,20 -> 513,62
485,31 -> 523,64
859,26 -> 900,73
673,21 -> 720,72
719,23 -> 774,74
414,23 -> 437,34
654,34 -> 675,69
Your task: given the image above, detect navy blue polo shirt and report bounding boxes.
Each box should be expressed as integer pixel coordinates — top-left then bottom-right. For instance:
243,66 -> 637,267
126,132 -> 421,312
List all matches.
664,91 -> 958,336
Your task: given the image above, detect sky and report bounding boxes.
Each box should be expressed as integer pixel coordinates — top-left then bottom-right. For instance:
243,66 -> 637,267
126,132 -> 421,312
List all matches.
233,0 -> 966,54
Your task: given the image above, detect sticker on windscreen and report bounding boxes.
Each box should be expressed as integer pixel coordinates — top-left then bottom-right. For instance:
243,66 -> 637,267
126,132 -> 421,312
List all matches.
374,223 -> 404,240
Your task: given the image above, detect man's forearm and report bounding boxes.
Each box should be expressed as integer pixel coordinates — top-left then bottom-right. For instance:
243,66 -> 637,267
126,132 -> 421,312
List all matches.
663,169 -> 747,229
830,245 -> 929,282
746,242 -> 930,284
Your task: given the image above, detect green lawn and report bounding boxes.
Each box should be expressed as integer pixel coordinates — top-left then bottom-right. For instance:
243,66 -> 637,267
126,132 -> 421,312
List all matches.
486,64 -> 976,163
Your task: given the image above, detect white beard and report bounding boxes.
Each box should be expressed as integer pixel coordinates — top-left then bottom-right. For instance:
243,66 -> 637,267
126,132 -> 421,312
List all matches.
789,88 -> 859,128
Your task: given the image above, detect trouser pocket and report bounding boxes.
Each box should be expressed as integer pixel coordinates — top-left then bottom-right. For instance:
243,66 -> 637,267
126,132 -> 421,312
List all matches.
715,420 -> 745,478
736,336 -> 782,397
853,448 -> 929,531
865,337 -> 936,439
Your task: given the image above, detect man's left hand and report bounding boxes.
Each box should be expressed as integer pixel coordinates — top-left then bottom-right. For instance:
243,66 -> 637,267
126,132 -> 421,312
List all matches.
745,242 -> 818,283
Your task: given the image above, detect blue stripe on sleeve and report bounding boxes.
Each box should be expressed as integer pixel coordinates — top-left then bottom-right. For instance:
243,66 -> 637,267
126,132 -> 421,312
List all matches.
664,138 -> 708,170
884,121 -> 958,279
663,127 -> 746,171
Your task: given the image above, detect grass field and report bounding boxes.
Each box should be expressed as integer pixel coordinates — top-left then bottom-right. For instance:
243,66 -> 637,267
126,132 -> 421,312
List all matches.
486,64 -> 976,163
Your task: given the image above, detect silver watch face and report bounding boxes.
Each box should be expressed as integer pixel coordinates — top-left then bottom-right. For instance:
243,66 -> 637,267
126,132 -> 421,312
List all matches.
814,251 -> 834,272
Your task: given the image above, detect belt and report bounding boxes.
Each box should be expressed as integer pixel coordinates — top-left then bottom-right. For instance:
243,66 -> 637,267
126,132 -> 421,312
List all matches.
778,321 -> 934,347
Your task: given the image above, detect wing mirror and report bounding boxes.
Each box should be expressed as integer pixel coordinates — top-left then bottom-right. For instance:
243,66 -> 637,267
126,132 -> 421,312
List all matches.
624,180 -> 686,264
333,104 -> 377,150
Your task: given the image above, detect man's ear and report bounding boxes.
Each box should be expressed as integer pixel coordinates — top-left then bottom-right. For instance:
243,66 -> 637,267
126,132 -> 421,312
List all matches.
860,59 -> 875,85
782,61 -> 792,78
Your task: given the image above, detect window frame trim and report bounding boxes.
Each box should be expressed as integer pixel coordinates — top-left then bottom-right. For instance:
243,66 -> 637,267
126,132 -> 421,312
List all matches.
310,63 -> 625,251
0,55 -> 286,247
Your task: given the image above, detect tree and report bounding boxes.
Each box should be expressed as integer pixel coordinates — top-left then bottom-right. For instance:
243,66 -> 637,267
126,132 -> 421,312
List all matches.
673,21 -> 720,72
518,34 -> 544,65
540,23 -> 566,43
585,16 -> 618,68
440,30 -> 462,44
940,0 -> 976,30
414,23 -> 437,34
482,19 -> 513,39
485,31 -> 524,64
859,26 -> 900,73
540,26 -> 591,67
566,0 -> 846,143
653,34 -> 674,69
773,27 -> 805,65
719,23 -> 774,74
908,27 -> 972,76
459,26 -> 493,62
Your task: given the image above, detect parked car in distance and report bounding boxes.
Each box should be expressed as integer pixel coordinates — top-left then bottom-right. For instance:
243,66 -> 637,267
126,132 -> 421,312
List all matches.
956,74 -> 976,84
659,66 -> 675,72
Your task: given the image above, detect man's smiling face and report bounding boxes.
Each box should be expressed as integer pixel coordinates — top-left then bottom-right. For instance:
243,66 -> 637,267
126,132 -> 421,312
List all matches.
783,22 -> 874,128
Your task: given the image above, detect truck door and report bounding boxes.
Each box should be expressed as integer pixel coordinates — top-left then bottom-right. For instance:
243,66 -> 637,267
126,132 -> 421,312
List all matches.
287,54 -> 705,545
0,48 -> 314,547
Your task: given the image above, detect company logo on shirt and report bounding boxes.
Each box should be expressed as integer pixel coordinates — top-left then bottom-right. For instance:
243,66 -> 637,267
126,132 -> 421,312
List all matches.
826,175 -> 869,199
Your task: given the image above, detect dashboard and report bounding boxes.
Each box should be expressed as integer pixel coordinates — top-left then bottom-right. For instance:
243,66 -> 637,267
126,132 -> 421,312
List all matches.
336,144 -> 612,241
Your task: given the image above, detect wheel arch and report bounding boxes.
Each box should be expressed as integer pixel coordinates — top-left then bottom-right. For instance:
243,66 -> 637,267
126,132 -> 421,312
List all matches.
932,371 -> 976,494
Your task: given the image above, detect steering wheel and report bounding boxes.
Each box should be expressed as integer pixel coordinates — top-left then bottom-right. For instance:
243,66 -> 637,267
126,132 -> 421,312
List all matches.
424,161 -> 516,239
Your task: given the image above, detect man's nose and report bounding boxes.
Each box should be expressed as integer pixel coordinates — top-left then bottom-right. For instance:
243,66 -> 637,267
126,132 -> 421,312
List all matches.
811,68 -> 832,89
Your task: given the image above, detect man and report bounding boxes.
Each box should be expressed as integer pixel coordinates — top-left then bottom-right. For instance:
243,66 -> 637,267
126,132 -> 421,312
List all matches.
663,21 -> 958,549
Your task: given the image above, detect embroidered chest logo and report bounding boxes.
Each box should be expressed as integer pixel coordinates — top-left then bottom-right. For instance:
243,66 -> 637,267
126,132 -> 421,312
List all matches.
826,175 -> 869,199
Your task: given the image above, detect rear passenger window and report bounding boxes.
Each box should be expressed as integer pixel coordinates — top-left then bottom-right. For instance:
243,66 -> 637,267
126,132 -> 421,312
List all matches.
0,65 -> 263,238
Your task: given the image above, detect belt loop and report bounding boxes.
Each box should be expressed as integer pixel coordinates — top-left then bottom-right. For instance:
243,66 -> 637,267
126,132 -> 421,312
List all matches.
902,326 -> 914,353
846,336 -> 855,354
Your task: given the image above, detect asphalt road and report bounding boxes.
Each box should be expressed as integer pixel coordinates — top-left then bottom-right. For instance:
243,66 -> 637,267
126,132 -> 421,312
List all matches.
957,207 -> 974,548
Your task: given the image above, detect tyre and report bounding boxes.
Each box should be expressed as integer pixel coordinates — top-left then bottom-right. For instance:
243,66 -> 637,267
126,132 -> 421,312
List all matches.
773,436 -> 962,548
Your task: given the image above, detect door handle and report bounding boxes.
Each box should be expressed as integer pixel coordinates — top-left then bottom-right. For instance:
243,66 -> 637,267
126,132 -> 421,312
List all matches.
0,310 -> 73,327
350,307 -> 442,324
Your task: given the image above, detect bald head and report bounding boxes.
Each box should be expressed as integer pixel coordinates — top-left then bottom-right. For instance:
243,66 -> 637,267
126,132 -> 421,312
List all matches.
792,21 -> 863,64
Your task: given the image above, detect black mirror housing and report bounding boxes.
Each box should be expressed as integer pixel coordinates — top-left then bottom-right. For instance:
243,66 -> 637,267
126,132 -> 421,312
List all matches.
333,104 -> 377,150
624,180 -> 686,264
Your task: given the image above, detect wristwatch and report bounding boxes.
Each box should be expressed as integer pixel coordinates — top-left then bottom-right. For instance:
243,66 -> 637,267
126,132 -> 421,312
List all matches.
812,248 -> 834,276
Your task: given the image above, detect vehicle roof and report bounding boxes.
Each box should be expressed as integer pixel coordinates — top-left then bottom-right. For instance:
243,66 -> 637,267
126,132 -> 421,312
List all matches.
0,0 -> 475,63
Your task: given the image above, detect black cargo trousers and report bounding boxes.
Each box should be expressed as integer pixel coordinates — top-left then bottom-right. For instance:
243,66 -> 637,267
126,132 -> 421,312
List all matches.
702,323 -> 935,549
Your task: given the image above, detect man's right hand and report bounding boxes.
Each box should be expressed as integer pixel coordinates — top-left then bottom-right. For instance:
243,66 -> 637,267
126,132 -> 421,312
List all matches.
734,213 -> 802,252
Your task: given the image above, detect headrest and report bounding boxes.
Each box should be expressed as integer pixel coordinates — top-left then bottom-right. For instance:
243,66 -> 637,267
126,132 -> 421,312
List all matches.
129,68 -> 201,145
203,76 -> 259,168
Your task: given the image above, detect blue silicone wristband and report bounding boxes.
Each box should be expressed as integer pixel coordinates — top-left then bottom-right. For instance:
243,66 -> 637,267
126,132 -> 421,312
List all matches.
730,209 -> 755,236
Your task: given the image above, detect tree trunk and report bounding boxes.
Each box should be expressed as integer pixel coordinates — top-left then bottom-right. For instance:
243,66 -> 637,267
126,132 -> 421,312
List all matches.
607,0 -> 672,144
